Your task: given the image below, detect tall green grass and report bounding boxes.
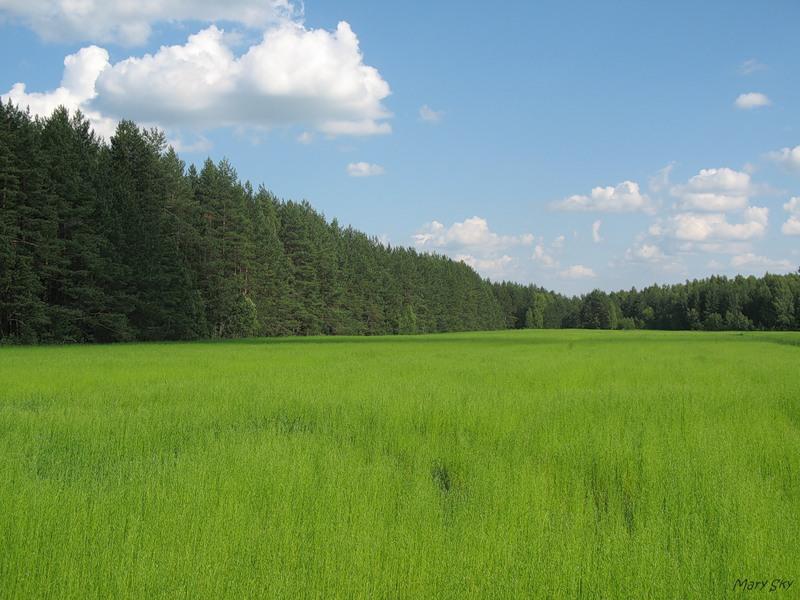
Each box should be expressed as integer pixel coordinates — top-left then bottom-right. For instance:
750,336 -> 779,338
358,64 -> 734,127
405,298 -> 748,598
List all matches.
1,331 -> 798,598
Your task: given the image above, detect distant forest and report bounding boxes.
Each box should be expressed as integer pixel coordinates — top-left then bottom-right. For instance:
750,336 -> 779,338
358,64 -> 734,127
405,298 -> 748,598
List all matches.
1,104 -> 799,343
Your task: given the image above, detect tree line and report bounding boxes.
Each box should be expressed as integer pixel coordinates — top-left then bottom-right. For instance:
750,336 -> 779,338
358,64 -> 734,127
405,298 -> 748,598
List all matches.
494,273 -> 800,331
1,104 -> 798,343
0,104 -> 504,343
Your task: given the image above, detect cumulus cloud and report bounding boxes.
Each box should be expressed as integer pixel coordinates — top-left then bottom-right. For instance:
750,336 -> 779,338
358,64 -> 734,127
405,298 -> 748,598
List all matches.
2,22 -> 392,140
783,218 -> 800,236
413,217 -> 535,280
730,253 -> 792,271
2,46 -> 117,138
559,265 -> 596,279
592,220 -> 603,243
671,168 -> 752,212
734,92 -> 771,109
768,145 -> 800,172
655,167 -> 774,250
97,24 -> 390,135
650,207 -> 769,242
0,0 -> 298,45
783,197 -> 800,235
553,181 -> 653,213
455,254 -> 514,278
413,217 -> 534,251
419,105 -> 444,123
347,162 -> 385,177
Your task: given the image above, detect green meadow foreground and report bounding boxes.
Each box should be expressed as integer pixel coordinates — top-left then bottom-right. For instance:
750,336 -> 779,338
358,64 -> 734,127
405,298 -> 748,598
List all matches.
1,331 -> 798,599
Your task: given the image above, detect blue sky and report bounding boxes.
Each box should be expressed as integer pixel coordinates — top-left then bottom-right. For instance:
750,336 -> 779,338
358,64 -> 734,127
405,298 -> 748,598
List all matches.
1,0 -> 798,294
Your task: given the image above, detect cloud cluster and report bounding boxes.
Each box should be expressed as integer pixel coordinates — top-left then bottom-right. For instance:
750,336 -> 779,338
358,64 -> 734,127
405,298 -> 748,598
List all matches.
2,22 -> 392,139
553,181 -> 653,213
413,217 -> 536,279
671,167 -> 752,212
0,0 -> 298,45
650,207 -> 769,242
414,217 -> 534,251
634,167 -> 773,265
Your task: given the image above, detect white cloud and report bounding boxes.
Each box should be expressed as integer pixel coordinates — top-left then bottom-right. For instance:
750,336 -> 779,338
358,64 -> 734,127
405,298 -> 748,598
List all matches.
768,145 -> 800,172
730,253 -> 792,271
652,207 -> 769,242
735,92 -> 771,109
297,131 -> 313,144
3,22 -> 392,140
419,105 -> 443,123
1,46 -> 117,138
413,217 -> 534,251
413,217 -> 535,280
679,241 -> 753,255
347,162 -> 385,177
659,168 -> 774,249
553,181 -> 653,213
552,235 -> 566,249
625,243 -> 665,263
168,135 -> 213,154
783,217 -> 800,236
532,243 -> 558,268
783,197 -> 800,235
559,265 -> 596,279
671,168 -> 752,212
455,254 -> 514,278
623,242 -> 686,273
592,220 -> 603,243
0,0 -> 298,45
740,59 -> 766,75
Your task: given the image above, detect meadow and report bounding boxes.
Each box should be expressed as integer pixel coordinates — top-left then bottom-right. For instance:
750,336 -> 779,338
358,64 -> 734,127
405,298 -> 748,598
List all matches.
0,330 -> 798,599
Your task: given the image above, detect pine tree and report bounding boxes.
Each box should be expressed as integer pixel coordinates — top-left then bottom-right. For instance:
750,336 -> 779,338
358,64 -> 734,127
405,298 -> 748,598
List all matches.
195,159 -> 256,338
278,201 -> 325,335
0,102 -> 49,342
246,187 -> 293,336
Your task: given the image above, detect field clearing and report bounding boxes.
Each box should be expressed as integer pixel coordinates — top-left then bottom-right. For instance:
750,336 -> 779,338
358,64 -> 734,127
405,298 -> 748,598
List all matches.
0,330 -> 798,599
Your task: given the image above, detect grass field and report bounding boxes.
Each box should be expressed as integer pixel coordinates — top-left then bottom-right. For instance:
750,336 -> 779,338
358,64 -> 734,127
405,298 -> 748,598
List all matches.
0,331 -> 798,599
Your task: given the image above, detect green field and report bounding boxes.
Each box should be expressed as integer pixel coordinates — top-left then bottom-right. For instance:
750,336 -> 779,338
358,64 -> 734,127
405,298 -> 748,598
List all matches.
1,331 -> 798,599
